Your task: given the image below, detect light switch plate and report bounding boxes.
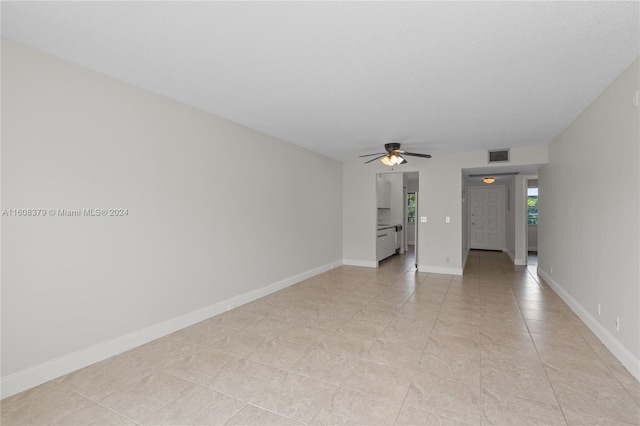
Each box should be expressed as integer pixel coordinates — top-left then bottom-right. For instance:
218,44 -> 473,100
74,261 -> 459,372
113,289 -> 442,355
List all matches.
445,216 -> 451,223
420,216 -> 427,223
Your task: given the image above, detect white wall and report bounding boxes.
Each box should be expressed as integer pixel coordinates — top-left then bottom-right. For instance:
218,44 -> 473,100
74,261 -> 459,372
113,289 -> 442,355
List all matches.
527,178 -> 539,251
406,177 -> 419,193
505,177 -> 517,259
505,175 -> 530,265
513,176 -> 530,264
538,58 -> 639,379
386,173 -> 404,225
406,176 -> 418,245
527,225 -> 538,251
461,173 -> 468,265
1,40 -> 343,394
343,145 -> 548,274
406,219 -> 416,246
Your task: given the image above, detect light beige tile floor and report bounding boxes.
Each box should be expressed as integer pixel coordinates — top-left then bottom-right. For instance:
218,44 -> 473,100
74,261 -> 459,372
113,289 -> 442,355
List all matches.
2,250 -> 639,425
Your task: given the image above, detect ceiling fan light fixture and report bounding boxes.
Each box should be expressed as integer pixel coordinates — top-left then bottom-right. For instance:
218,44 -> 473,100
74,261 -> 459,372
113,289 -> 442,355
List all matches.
380,154 -> 404,166
380,155 -> 394,166
361,143 -> 431,165
483,177 -> 496,184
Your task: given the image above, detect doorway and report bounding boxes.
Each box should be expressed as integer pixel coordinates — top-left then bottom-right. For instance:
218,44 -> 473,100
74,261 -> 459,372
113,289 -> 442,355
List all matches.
405,172 -> 419,267
526,179 -> 539,265
468,186 -> 504,250
376,171 -> 419,267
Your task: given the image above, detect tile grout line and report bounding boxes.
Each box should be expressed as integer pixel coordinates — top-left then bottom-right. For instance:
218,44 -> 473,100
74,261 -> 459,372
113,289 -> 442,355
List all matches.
392,272 -> 455,425
55,380 -> 145,425
519,266 -> 570,425
9,250 -> 635,426
528,267 -> 640,419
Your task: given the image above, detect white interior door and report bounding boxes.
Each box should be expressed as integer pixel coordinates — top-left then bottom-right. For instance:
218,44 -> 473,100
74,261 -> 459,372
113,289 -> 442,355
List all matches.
469,186 -> 504,250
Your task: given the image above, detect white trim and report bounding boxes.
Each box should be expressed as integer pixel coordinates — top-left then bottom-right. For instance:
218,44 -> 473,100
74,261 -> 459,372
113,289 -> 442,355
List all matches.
461,248 -> 469,272
505,248 -> 526,266
342,259 -> 378,268
538,268 -> 640,381
418,264 -> 463,276
0,259 -> 342,399
505,249 -> 515,262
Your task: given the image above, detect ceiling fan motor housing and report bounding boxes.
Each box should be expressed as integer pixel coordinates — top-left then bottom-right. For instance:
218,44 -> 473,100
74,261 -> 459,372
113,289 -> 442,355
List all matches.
385,143 -> 402,152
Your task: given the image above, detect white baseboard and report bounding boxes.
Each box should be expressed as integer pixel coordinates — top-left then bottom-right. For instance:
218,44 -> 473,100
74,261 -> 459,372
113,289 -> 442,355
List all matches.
505,249 -> 526,266
417,264 -> 463,276
538,268 -> 640,381
0,259 -> 342,399
505,249 -> 515,263
342,259 -> 378,268
528,246 -> 538,251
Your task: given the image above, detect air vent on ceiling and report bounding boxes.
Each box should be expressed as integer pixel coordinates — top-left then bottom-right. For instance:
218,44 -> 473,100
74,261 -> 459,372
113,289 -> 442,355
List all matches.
488,149 -> 510,163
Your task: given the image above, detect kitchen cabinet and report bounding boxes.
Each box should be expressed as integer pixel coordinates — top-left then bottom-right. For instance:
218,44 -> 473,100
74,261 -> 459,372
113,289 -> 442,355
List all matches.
389,231 -> 398,256
376,231 -> 386,261
376,176 -> 391,208
376,226 -> 398,261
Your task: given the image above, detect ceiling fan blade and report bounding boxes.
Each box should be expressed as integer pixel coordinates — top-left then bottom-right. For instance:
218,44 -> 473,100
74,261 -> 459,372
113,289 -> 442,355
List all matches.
364,155 -> 385,164
400,158 -> 408,164
403,152 -> 432,158
359,152 -> 386,157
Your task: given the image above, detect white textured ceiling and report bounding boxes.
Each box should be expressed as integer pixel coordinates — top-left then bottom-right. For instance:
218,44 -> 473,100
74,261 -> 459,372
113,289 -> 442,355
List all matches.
2,1 -> 638,161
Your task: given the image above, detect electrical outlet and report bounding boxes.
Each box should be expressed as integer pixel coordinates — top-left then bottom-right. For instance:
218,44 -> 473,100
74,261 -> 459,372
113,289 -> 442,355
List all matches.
228,302 -> 237,311
550,266 -> 553,274
597,303 -> 601,316
446,257 -> 450,263
615,317 -> 620,331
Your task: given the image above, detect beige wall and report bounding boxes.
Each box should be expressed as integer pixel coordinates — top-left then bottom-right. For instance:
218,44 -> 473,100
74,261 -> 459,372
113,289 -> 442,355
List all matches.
538,58 -> 640,378
1,40 -> 343,390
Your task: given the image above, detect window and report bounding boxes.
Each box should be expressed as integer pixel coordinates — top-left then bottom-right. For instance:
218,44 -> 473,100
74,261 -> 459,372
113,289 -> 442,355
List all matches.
527,188 -> 538,225
407,193 -> 416,223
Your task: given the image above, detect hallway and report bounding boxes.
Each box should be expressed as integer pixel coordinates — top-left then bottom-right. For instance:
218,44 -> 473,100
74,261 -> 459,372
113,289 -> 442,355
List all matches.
2,251 -> 639,425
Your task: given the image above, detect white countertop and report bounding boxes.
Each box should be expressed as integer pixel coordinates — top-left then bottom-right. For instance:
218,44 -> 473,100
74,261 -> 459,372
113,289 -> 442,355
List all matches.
377,224 -> 401,230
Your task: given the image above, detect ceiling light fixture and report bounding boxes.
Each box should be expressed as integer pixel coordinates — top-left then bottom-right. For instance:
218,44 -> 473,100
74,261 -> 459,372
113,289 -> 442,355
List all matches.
483,177 -> 496,184
380,154 -> 406,166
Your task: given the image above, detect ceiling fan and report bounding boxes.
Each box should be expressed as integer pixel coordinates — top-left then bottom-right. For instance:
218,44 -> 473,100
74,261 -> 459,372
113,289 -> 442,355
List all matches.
360,143 -> 432,166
